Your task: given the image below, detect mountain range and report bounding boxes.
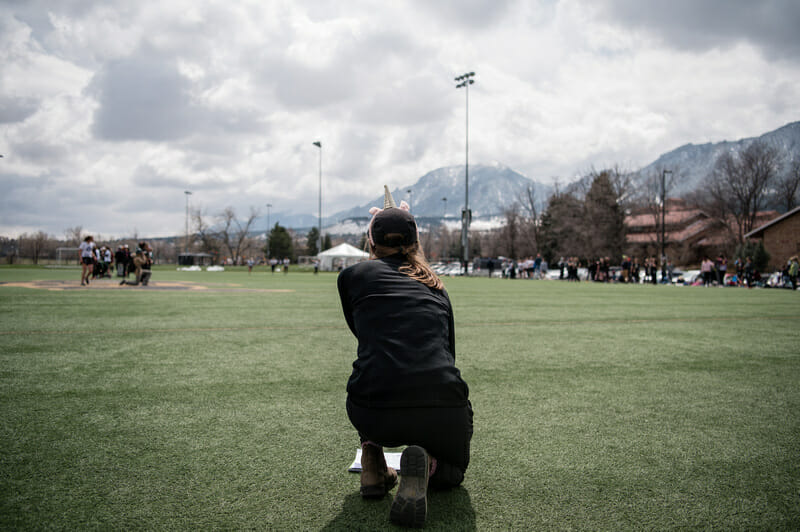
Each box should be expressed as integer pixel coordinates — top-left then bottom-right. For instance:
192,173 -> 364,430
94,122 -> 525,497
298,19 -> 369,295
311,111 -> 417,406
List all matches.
331,162 -> 550,221
637,121 -> 800,195
268,120 -> 799,232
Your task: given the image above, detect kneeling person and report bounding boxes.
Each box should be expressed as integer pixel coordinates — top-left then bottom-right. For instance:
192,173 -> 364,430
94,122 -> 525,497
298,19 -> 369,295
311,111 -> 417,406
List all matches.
338,187 -> 473,528
120,247 -> 152,286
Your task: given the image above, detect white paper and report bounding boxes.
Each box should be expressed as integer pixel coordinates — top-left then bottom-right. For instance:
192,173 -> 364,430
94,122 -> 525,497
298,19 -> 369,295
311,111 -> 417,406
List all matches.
348,449 -> 403,473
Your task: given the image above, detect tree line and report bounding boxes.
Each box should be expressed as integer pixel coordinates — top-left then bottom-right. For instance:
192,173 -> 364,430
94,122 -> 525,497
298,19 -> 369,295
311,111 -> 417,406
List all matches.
424,140 -> 798,267
4,140 -> 797,266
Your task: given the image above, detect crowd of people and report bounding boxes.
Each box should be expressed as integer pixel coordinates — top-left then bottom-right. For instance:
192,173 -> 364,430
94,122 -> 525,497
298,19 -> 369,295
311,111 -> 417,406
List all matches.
78,235 -> 153,287
479,252 -> 799,289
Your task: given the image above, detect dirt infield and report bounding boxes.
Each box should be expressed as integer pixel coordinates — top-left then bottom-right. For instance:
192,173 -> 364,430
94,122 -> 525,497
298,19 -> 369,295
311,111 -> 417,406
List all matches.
0,279 -> 294,293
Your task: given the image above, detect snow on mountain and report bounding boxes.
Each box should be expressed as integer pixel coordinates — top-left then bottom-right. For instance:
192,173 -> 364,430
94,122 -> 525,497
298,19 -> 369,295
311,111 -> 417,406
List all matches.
330,162 -> 551,222
636,121 -> 800,195
275,121 -> 799,235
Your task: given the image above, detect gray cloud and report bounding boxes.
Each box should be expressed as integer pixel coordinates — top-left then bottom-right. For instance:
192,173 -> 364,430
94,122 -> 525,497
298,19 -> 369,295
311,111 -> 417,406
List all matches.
0,169 -> 107,237
267,59 -> 358,109
88,48 -> 201,141
0,96 -> 39,124
595,0 -> 800,61
9,139 -> 69,165
411,0 -> 519,29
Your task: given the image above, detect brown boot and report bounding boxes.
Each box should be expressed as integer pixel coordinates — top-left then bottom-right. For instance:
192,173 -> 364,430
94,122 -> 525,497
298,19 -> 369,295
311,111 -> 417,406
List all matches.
360,442 -> 398,499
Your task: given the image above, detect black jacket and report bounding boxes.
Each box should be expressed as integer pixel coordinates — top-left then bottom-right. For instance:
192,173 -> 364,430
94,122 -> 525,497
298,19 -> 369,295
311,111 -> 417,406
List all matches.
338,254 -> 469,408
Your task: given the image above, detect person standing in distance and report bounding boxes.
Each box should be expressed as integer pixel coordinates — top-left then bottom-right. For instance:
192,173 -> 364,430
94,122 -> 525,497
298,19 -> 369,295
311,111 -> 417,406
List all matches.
337,186 -> 472,528
79,235 -> 96,286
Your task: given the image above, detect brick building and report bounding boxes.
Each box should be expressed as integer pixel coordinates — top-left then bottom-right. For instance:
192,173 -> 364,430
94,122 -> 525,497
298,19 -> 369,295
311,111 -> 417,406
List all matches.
743,205 -> 800,269
625,200 -> 726,265
625,199 -> 780,266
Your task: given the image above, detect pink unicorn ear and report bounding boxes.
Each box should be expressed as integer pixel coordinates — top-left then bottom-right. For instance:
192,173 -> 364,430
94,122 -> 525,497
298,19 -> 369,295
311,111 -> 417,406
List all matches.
399,201 -> 410,211
369,207 -> 381,215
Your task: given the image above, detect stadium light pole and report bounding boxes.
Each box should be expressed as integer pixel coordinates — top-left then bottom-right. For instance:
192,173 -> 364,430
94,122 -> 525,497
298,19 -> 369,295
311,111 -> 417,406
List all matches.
313,141 -> 322,254
265,203 -> 272,258
184,190 -> 192,254
661,169 -> 672,275
455,71 -> 475,275
441,196 -> 447,261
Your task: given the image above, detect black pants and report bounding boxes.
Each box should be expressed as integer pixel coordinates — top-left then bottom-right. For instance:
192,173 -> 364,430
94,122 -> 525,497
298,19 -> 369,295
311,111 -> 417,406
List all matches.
346,397 -> 473,489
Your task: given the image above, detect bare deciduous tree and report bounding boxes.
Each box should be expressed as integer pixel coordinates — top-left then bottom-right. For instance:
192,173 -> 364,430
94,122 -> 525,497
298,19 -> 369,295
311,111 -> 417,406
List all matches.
774,158 -> 800,211
217,206 -> 260,263
64,226 -> 83,246
192,207 -> 221,257
706,140 -> 781,243
517,184 -> 541,254
605,165 -> 636,210
19,231 -> 52,264
635,166 -> 680,253
499,204 -> 521,259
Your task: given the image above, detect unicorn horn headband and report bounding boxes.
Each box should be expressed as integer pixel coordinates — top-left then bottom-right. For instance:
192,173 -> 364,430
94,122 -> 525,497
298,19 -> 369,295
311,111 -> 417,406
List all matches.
367,185 -> 415,248
383,185 -> 397,209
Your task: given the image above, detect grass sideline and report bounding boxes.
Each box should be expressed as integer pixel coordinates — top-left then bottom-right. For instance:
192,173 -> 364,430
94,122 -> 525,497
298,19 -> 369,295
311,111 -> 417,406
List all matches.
1,266 -> 798,530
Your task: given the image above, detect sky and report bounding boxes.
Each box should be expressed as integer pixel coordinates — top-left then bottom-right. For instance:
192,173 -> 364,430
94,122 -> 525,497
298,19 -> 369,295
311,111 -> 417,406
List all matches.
1,0 -> 799,239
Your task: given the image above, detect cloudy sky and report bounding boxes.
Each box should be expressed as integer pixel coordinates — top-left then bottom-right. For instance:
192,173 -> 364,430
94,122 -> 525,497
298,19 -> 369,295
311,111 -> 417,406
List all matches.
1,0 -> 799,238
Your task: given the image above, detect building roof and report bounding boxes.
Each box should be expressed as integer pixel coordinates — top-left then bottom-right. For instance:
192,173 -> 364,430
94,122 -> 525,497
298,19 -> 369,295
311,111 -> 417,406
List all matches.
625,207 -> 708,229
626,217 -> 719,244
743,205 -> 800,238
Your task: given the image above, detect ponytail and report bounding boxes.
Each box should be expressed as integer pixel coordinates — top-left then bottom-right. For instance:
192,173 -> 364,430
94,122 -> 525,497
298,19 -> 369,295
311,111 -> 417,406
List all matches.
371,242 -> 444,291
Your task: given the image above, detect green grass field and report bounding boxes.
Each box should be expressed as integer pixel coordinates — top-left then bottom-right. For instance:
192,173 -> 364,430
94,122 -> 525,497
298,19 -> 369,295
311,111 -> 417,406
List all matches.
1,266 -> 798,530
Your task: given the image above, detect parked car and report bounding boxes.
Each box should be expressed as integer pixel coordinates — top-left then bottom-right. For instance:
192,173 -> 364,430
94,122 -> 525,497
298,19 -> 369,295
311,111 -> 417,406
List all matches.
433,262 -> 470,276
675,269 -> 702,285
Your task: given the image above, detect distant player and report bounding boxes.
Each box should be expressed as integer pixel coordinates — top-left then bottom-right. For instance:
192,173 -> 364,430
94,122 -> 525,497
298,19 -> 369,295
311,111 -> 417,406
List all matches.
79,235 -> 96,286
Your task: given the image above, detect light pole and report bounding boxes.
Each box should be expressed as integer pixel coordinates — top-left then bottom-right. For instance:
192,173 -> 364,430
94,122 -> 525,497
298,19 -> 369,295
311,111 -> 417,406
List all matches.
661,169 -> 672,277
407,188 -> 413,207
184,190 -> 192,255
265,203 -> 272,258
313,141 -> 322,254
455,71 -> 475,274
441,197 -> 447,261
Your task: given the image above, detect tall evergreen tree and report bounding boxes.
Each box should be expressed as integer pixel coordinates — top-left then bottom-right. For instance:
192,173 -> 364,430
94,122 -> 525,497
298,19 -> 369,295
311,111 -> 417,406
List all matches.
584,171 -> 626,260
268,223 -> 294,260
306,227 -> 320,256
540,192 -> 585,260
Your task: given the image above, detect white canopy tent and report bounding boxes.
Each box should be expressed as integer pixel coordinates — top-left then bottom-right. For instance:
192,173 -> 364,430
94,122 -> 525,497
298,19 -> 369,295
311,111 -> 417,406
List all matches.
317,242 -> 369,271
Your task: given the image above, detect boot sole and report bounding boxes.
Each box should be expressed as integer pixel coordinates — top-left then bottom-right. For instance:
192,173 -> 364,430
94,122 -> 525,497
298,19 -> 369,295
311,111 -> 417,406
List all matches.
390,446 -> 428,528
